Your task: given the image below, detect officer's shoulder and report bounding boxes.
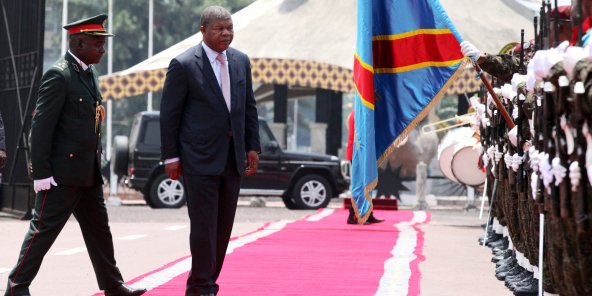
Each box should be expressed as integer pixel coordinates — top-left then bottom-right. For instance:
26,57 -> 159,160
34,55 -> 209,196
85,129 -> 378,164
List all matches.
50,59 -> 70,72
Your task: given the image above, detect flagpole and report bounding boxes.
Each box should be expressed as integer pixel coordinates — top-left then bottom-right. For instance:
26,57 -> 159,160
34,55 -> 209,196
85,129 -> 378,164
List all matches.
146,0 -> 153,111
61,0 -> 68,56
472,63 -> 515,129
107,0 -> 121,206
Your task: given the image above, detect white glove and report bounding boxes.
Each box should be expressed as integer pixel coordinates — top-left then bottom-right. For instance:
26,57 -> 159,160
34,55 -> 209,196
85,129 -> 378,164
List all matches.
460,41 -> 481,62
526,71 -> 536,92
585,42 -> 592,61
511,74 -> 527,91
555,40 -> 570,54
500,84 -> 516,102
537,42 -> 568,79
508,126 -> 518,147
531,50 -> 551,80
533,49 -> 563,80
563,46 -> 587,77
34,177 -> 58,193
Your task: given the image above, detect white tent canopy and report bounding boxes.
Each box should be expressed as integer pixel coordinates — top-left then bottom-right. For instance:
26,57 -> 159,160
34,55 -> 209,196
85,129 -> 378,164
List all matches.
99,0 -> 534,100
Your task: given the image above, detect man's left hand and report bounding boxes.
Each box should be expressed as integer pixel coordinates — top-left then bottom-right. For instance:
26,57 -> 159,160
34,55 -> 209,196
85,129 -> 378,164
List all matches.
97,105 -> 106,123
244,151 -> 259,176
0,150 -> 6,168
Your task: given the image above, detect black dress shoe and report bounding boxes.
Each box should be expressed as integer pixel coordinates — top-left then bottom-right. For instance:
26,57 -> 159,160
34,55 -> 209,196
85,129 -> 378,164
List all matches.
105,284 -> 147,296
367,213 -> 385,224
347,216 -> 370,225
347,210 -> 374,225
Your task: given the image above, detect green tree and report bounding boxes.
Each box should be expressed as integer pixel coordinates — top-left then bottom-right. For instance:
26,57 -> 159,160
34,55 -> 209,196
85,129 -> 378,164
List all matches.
44,0 -> 256,150
45,0 -> 255,74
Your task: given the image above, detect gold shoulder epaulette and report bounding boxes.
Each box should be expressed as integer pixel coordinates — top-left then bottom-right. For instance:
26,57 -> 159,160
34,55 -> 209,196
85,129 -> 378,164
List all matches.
52,61 -> 69,71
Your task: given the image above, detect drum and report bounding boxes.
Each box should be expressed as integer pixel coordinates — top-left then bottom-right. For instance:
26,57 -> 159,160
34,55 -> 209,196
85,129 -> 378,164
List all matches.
438,127 -> 474,183
439,144 -> 459,183
451,141 -> 486,186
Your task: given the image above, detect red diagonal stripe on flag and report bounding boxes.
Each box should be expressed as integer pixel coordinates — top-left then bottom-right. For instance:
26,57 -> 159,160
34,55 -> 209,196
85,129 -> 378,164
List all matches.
353,54 -> 375,107
373,32 -> 462,72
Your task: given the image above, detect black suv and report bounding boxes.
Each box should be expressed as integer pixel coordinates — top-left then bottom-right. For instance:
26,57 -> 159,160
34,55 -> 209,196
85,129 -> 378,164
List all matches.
112,111 -> 350,209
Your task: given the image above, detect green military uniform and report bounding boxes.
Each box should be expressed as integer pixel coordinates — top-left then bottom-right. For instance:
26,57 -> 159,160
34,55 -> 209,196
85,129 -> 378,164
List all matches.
5,15 -> 125,296
480,54 -> 520,84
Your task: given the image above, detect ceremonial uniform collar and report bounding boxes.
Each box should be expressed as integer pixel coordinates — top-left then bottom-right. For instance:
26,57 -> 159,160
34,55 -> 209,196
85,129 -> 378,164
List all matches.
67,50 -> 90,71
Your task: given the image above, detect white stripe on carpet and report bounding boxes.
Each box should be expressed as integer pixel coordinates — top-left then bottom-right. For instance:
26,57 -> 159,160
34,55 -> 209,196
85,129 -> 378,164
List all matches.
164,225 -> 187,231
127,219 -> 293,291
0,268 -> 11,274
117,234 -> 147,240
375,211 -> 428,296
53,247 -> 87,256
305,208 -> 334,221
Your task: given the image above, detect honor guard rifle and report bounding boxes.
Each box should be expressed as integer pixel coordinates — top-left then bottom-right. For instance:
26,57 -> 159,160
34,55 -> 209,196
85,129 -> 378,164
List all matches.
553,0 -> 560,47
556,75 -> 572,219
543,81 -> 560,218
572,82 -> 589,233
516,30 -> 527,202
534,89 -> 546,214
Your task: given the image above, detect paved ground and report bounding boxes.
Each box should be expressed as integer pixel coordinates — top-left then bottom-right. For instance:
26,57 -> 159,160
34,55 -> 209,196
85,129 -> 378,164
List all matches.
0,196 -> 511,295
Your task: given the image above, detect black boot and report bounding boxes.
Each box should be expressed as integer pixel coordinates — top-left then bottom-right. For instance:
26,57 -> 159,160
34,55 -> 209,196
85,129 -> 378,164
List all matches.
512,278 -> 538,296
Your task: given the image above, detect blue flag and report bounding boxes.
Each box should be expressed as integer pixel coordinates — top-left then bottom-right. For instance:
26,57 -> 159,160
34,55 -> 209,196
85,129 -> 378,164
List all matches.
351,0 -> 467,223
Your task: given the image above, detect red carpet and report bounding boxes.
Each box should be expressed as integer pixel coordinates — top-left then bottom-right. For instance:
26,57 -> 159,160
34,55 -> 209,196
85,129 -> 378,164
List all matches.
96,209 -> 430,296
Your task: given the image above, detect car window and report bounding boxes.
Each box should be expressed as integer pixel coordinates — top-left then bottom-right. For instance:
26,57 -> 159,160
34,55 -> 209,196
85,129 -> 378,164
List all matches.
129,116 -> 142,147
142,120 -> 161,146
259,125 -> 271,148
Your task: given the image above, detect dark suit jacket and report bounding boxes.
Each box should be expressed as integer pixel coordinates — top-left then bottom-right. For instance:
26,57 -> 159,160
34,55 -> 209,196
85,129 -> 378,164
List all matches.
30,53 -> 103,187
160,43 -> 260,175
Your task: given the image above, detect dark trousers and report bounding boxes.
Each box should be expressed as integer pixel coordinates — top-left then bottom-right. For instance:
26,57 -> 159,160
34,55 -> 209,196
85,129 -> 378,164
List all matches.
184,144 -> 241,296
5,185 -> 123,296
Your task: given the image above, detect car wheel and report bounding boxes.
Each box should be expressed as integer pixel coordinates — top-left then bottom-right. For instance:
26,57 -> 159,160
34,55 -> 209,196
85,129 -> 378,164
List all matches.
291,174 -> 332,209
148,174 -> 186,208
281,194 -> 299,210
111,135 -> 129,176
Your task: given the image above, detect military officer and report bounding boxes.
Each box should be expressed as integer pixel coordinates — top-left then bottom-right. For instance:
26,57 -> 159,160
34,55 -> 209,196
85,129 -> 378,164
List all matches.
460,5 -> 572,83
4,15 -> 146,296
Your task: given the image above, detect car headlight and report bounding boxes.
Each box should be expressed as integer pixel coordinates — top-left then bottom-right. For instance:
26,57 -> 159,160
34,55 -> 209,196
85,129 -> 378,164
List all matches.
340,160 -> 351,180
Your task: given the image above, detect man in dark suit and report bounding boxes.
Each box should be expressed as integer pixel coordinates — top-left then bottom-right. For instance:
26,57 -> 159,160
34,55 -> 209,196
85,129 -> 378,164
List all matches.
0,111 -> 6,169
160,5 -> 260,296
4,15 -> 146,296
